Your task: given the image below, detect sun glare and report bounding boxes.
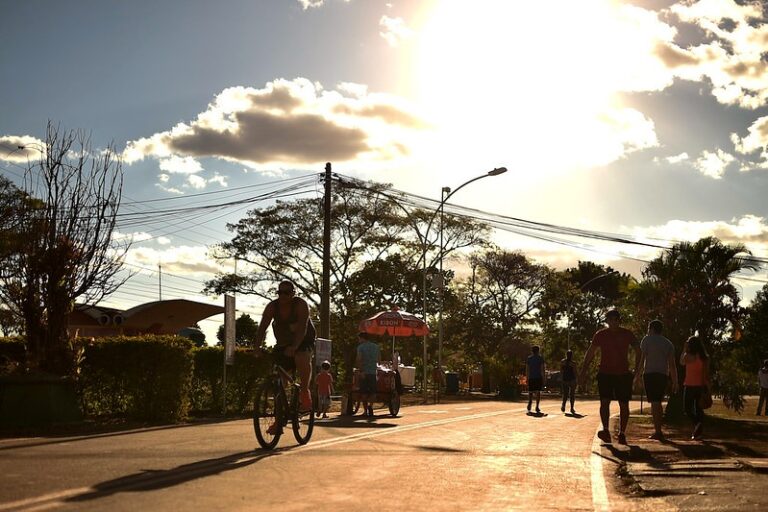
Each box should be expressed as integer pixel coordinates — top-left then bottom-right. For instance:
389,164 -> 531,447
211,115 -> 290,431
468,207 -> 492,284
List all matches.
412,0 -> 659,182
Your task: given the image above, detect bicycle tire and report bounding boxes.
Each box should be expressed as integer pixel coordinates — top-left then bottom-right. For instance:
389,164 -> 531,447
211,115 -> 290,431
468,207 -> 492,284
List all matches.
292,387 -> 315,445
254,382 -> 282,450
389,378 -> 401,417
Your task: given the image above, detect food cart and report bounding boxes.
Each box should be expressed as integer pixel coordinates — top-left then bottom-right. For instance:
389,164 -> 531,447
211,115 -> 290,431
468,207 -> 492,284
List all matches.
345,307 -> 429,417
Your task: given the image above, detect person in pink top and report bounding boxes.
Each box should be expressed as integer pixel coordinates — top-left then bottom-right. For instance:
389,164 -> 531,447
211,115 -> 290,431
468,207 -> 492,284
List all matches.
579,309 -> 641,445
680,336 -> 709,440
316,360 -> 334,419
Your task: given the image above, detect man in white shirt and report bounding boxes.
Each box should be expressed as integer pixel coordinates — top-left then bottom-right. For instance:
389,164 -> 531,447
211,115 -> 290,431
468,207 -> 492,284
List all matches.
635,319 -> 678,441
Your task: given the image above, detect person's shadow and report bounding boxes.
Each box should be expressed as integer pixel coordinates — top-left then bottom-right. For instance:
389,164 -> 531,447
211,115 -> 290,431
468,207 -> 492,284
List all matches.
526,411 -> 548,418
564,412 -> 586,419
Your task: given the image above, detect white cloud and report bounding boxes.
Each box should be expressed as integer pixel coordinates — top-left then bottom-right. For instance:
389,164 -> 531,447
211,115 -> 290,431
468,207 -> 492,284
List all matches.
0,135 -> 46,163
297,0 -> 351,10
126,245 -> 226,276
159,155 -> 203,174
663,0 -> 768,110
208,173 -> 228,187
157,237 -> 171,245
123,78 -> 425,170
380,15 -> 413,47
113,231 -> 153,243
731,116 -> 768,163
627,215 -> 768,263
693,148 -> 735,179
158,173 -> 170,183
155,184 -> 184,195
187,174 -> 206,189
666,152 -> 690,164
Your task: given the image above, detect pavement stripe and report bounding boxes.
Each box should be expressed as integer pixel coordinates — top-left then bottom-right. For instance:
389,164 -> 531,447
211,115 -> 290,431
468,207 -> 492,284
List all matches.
0,487 -> 92,512
591,423 -> 611,512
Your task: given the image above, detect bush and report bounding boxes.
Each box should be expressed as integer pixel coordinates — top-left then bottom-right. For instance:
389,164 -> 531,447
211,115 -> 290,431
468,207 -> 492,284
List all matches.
190,347 -> 268,414
79,335 -> 194,422
0,336 -> 26,376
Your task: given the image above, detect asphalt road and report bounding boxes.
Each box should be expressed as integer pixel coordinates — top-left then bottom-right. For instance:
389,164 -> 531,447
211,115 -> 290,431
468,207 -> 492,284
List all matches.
0,398 -> 664,511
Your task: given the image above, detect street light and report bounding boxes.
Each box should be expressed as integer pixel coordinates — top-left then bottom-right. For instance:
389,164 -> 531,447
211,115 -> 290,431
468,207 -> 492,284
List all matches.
566,270 -> 619,350
423,167 -> 508,402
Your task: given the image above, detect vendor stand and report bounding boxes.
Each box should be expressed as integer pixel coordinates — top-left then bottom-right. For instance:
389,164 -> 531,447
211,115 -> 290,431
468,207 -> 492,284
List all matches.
346,307 -> 429,417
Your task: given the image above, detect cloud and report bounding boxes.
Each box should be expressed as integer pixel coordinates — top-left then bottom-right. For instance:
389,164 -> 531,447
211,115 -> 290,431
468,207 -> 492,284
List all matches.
380,15 -> 413,47
297,0 -> 351,9
692,148 -> 735,178
666,152 -> 690,164
159,155 -> 203,174
627,215 -> 768,259
0,135 -> 46,163
123,78 -> 425,169
298,0 -> 325,9
126,245 -> 226,276
187,175 -> 206,190
663,0 -> 768,109
731,115 -> 768,168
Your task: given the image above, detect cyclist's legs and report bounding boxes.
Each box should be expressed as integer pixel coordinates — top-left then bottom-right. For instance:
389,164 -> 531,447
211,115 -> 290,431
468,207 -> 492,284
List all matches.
295,349 -> 312,407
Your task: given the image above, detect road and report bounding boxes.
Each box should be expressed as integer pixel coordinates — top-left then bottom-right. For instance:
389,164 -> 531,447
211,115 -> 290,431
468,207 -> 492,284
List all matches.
0,398 -> 664,511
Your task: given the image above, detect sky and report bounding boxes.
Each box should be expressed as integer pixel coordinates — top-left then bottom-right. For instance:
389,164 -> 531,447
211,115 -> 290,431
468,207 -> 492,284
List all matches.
2,0 -> 768,344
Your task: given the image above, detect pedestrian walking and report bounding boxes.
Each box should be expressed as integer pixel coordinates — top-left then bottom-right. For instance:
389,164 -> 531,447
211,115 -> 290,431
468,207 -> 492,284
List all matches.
356,333 -> 380,417
757,359 -> 768,415
578,309 -> 640,445
561,350 -> 577,414
635,320 -> 678,441
526,345 -> 545,414
680,336 -> 709,440
316,360 -> 334,419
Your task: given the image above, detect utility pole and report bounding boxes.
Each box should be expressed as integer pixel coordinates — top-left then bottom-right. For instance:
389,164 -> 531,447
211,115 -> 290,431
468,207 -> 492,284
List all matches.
320,162 -> 332,339
158,262 -> 162,301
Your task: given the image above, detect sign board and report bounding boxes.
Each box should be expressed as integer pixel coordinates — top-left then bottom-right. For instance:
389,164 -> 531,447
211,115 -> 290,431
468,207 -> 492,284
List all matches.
315,338 -> 331,367
224,295 -> 236,365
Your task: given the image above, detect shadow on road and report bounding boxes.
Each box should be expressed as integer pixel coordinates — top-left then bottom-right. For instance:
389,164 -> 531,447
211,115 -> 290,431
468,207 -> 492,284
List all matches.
0,417 -> 238,452
65,450 -> 273,503
564,412 -> 586,419
313,416 -> 397,429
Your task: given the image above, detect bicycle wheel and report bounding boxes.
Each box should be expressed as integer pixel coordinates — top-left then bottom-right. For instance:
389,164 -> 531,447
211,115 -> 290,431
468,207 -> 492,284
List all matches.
254,382 -> 282,450
292,387 -> 315,445
389,379 -> 401,417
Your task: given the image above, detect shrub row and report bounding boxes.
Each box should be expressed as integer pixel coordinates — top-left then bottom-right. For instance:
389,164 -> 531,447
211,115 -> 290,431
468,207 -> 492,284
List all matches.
1,335 -> 269,422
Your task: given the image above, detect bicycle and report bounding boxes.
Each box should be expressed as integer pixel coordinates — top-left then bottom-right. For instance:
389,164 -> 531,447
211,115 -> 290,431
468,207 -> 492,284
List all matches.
253,361 -> 315,450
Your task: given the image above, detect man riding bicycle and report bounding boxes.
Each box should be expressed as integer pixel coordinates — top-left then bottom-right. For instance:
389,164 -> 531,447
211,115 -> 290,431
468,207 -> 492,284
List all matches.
255,280 -> 315,414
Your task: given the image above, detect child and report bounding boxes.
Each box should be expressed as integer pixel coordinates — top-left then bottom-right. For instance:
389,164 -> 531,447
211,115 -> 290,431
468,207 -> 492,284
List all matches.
316,360 -> 334,419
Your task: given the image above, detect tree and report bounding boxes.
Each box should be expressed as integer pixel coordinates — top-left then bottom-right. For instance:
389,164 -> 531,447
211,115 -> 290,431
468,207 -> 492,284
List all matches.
216,313 -> 262,348
205,181 -> 489,377
0,123 -> 129,374
447,249 -> 551,363
630,237 -> 757,411
537,262 -> 632,366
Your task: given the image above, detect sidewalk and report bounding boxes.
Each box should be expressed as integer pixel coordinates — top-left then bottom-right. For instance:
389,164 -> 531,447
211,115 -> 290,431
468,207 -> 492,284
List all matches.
604,402 -> 768,510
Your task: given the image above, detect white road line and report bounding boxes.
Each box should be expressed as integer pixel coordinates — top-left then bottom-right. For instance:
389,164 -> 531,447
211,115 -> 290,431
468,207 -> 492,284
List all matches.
590,424 -> 611,512
0,487 -> 92,512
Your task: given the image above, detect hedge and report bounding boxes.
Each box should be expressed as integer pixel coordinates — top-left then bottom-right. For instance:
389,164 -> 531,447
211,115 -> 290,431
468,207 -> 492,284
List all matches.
191,347 -> 268,414
0,336 -> 26,376
79,335 -> 194,422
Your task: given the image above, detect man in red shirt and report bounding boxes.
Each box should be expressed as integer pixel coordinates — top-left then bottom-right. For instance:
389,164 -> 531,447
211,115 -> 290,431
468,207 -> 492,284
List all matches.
578,309 -> 640,445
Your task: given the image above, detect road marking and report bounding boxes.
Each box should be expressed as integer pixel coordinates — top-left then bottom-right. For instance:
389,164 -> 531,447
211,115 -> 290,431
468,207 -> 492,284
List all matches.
287,406 -> 528,455
590,424 -> 611,512
0,487 -> 92,512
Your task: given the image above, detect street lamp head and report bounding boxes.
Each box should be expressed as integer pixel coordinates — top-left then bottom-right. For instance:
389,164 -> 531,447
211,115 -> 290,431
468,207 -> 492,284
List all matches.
488,167 -> 507,176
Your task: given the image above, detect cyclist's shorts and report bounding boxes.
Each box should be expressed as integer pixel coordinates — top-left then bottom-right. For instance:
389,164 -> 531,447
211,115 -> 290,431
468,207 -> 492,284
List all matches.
272,345 -> 313,372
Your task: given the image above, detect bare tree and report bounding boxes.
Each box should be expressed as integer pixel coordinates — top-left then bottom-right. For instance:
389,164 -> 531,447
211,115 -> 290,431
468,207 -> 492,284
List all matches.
0,122 -> 129,374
